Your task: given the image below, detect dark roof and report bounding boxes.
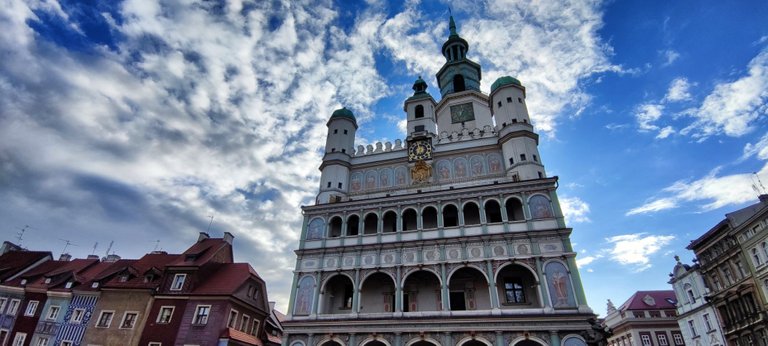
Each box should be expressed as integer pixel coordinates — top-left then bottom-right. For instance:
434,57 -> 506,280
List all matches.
491,76 -> 523,93
0,250 -> 52,282
169,238 -> 231,267
101,254 -> 179,289
3,260 -> 66,287
192,263 -> 261,295
688,197 -> 768,249
618,290 -> 677,311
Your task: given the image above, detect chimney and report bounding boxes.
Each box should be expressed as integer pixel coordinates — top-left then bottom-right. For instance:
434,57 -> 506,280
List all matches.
87,255 -> 100,260
759,194 -> 768,203
198,232 -> 210,242
59,253 -> 72,261
104,254 -> 121,262
223,232 -> 234,245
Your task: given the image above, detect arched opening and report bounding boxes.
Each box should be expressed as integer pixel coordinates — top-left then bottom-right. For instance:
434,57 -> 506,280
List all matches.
514,341 -> 543,346
402,270 -> 441,312
443,205 -> 459,227
321,275 -> 354,314
484,200 -> 502,223
505,198 -> 524,221
321,342 -> 343,346
422,206 -> 438,229
463,202 -> 481,225
449,267 -> 491,311
415,105 -> 424,119
364,342 -> 387,346
410,342 -> 439,346
329,217 -> 342,237
360,272 -> 396,313
453,74 -> 466,92
364,213 -> 378,234
347,215 -> 359,236
382,211 -> 397,233
460,341 -> 488,346
402,209 -> 418,231
496,264 -> 541,309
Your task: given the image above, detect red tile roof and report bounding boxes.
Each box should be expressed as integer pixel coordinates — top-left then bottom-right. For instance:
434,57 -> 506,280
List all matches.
618,290 -> 677,311
191,263 -> 261,295
169,238 -> 232,266
0,250 -> 51,281
221,327 -> 263,346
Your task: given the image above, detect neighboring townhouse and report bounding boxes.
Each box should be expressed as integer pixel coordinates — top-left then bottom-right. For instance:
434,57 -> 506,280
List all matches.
263,302 -> 284,346
81,252 -> 179,346
669,256 -> 726,346
604,291 -> 684,346
0,247 -> 51,345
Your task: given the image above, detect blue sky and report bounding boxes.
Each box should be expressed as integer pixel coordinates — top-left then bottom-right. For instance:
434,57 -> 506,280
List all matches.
1,0 -> 767,316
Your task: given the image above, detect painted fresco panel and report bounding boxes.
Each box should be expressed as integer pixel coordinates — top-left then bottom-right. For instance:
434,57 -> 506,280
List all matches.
294,276 -> 315,316
545,261 -> 576,308
306,218 -> 325,240
469,155 -> 485,176
529,195 -> 553,219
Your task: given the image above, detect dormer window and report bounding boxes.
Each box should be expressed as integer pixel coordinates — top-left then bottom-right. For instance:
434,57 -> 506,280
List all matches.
119,275 -> 129,282
20,279 -> 27,285
171,274 -> 186,291
65,282 -> 73,288
44,278 -> 51,284
91,282 -> 99,288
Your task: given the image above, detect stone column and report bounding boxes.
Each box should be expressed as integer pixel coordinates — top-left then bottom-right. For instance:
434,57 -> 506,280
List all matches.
441,263 -> 450,311
312,273 -> 321,316
550,331 -> 561,346
486,260 -> 500,309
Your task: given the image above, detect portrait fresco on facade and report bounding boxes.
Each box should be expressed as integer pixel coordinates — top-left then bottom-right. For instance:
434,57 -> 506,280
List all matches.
365,171 -> 378,189
437,160 -> 452,180
294,275 -> 315,315
563,337 -> 586,346
545,261 -> 575,308
307,218 -> 325,240
470,155 -> 485,176
395,166 -> 408,186
379,168 -> 393,188
453,157 -> 468,178
350,172 -> 363,192
488,153 -> 503,173
529,194 -> 553,219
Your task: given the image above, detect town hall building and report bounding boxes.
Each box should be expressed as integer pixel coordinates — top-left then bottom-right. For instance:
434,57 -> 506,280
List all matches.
282,16 -> 597,346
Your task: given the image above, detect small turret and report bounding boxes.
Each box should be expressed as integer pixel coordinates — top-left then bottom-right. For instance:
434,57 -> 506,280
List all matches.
435,16 -> 481,97
318,107 -> 357,204
404,76 -> 437,138
490,76 -> 546,181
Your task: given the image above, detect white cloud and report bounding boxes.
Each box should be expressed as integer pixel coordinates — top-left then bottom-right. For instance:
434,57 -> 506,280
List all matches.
635,103 -> 664,131
560,196 -> 591,223
665,77 -> 692,102
576,255 -> 600,268
655,126 -> 675,139
682,47 -> 768,139
662,50 -> 680,66
627,163 -> 768,215
742,133 -> 768,161
605,233 -> 675,272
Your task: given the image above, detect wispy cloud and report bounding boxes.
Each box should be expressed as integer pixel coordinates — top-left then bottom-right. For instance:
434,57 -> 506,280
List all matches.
661,49 -> 680,66
560,196 -> 591,224
635,103 -> 664,131
742,133 -> 768,161
605,233 -> 675,272
665,77 -> 692,102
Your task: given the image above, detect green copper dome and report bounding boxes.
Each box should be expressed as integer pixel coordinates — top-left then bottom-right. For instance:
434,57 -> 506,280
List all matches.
491,76 -> 522,93
331,107 -> 355,120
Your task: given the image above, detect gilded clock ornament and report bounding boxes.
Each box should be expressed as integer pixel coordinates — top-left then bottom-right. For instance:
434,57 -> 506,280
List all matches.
408,140 -> 432,161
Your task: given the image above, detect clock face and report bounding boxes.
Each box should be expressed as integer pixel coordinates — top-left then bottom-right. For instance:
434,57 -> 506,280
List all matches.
408,140 -> 432,161
450,102 -> 475,123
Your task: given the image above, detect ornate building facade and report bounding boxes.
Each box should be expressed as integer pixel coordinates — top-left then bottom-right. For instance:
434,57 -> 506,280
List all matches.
686,195 -> 768,346
603,291 -> 684,346
281,17 -> 596,346
668,256 -> 726,346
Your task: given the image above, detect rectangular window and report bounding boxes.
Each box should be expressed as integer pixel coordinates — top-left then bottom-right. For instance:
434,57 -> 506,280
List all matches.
157,306 -> 174,324
0,298 -> 6,313
333,129 -> 338,134
520,154 -> 526,161
497,101 -> 502,108
13,333 -> 26,346
193,305 -> 210,325
171,274 -> 186,291
506,97 -> 512,103
71,308 -> 85,323
227,309 -> 239,328
149,343 -> 162,346
338,182 -> 342,189
640,334 -> 652,346
36,337 -> 49,346
120,312 -> 138,329
703,313 -> 713,331
688,320 -> 697,336
518,97 -> 523,103
509,157 -> 514,165
96,311 -> 114,328
24,300 -> 39,316
414,125 -> 425,132
46,306 -> 60,320
538,171 -> 543,178
8,299 -> 20,315
649,310 -> 661,318
533,155 -> 538,162
503,278 -> 526,303
735,261 -> 747,278
0,330 -> 8,346
343,129 -> 348,134
633,311 -> 645,318
327,182 -> 331,188
240,315 -> 249,332
657,334 -> 668,346
251,320 -> 260,336
61,341 -> 73,346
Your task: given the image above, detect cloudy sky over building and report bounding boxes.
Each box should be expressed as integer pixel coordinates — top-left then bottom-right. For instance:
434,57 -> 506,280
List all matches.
1,0 -> 767,315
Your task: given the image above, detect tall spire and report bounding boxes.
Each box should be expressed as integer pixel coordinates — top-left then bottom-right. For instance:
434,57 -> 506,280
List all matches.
449,15 -> 458,37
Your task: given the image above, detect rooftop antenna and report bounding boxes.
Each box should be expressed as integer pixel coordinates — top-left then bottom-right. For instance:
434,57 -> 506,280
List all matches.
153,240 -> 160,252
206,215 -> 215,233
16,225 -> 29,246
752,172 -> 767,195
91,242 -> 98,255
105,240 -> 114,257
58,238 -> 78,255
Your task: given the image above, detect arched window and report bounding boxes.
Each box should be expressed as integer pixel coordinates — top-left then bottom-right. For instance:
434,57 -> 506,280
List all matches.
463,202 -> 481,225
402,209 -> 418,231
453,74 -> 466,92
422,206 -> 438,229
484,200 -> 502,223
364,213 -> 378,234
763,241 -> 768,258
684,283 -> 695,303
347,215 -> 359,236
753,248 -> 763,266
505,198 -> 524,221
443,205 -> 459,227
329,217 -> 342,237
415,105 -> 424,119
382,211 -> 397,233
